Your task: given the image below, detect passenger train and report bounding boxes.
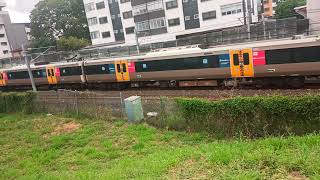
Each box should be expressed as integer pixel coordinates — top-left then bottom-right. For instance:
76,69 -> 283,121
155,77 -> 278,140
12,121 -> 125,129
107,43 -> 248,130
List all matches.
0,36 -> 320,90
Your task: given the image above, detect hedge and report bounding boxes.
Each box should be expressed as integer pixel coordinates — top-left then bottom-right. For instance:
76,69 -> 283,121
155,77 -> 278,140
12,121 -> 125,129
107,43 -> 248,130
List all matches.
176,96 -> 320,138
0,92 -> 36,114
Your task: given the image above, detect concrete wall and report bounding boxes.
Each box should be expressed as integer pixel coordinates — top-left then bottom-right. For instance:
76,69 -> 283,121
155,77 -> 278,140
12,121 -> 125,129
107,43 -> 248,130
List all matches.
307,0 -> 320,35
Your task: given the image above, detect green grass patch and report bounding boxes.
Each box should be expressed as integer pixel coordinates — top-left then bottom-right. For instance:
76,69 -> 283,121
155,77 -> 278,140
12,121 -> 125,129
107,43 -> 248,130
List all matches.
0,113 -> 319,179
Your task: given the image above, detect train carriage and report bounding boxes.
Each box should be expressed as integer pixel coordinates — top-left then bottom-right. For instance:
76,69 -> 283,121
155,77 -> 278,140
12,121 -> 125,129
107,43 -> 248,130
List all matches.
0,36 -> 319,90
128,47 -> 231,87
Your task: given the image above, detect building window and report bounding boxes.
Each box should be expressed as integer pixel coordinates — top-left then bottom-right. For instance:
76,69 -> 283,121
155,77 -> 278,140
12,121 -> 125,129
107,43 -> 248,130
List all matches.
132,0 -> 163,16
90,31 -> 100,39
96,1 -> 105,10
149,18 -> 166,30
136,21 -> 149,32
120,0 -> 130,3
125,27 -> 135,34
1,42 -> 7,46
166,0 -> 178,10
168,18 -> 180,27
99,16 -> 108,24
133,4 -> 147,16
0,34 -> 5,38
147,0 -> 163,12
3,50 -> 8,54
123,11 -> 133,19
102,31 -> 111,38
264,8 -> 270,12
85,2 -> 95,12
221,2 -> 242,16
87,17 -> 98,26
202,11 -> 216,20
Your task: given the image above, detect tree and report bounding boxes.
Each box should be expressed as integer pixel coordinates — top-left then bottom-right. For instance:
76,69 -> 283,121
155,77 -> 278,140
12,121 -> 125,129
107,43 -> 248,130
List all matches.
30,0 -> 90,48
275,0 -> 306,19
57,36 -> 90,51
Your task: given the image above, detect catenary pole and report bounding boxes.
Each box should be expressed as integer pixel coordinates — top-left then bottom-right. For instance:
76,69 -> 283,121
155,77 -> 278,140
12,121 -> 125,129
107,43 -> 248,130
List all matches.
134,29 -> 140,54
22,44 -> 37,92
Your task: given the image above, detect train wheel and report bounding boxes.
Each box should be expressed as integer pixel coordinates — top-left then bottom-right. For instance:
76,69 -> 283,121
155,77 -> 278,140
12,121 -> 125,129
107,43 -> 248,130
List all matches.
169,80 -> 177,88
287,77 -> 304,89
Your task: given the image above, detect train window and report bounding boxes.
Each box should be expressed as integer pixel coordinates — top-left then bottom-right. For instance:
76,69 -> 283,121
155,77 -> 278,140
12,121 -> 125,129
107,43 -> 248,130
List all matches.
265,49 -> 293,64
47,69 -> 51,77
122,64 -> 127,72
135,55 -> 219,72
60,67 -> 82,76
117,64 -> 121,72
85,64 -> 111,75
243,53 -> 250,65
32,69 -> 46,78
292,46 -> 320,63
233,54 -> 239,66
7,71 -> 29,80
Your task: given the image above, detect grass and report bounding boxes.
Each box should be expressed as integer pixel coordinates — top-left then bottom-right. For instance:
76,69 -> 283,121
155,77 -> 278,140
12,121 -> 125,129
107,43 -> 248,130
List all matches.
0,113 -> 319,179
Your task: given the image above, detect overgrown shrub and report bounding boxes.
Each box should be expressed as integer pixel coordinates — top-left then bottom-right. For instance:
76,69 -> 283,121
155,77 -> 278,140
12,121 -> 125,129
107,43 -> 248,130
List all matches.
0,92 -> 36,114
176,96 -> 320,138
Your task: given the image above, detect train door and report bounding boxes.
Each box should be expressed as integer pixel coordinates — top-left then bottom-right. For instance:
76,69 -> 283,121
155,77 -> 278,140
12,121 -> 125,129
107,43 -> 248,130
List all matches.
0,73 -> 3,86
230,49 -> 254,77
115,60 -> 130,82
46,66 -> 58,84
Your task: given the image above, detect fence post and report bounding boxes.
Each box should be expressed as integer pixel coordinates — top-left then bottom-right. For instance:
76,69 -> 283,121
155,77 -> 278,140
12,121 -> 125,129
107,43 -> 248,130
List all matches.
74,92 -> 79,115
120,92 -> 124,119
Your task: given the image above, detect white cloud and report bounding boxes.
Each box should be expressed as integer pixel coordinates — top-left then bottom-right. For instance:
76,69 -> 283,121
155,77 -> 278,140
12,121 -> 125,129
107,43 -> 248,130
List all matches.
4,0 -> 39,23
5,0 -> 16,8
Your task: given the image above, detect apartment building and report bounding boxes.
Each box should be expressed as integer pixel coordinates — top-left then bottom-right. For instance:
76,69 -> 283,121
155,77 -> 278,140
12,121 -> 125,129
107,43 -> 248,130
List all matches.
0,1 -> 12,59
0,1 -> 30,59
83,0 -> 259,47
262,0 -> 278,17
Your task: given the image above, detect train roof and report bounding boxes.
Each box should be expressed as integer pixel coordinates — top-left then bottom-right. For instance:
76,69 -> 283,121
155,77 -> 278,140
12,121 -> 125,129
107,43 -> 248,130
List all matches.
84,45 -> 204,65
0,61 -> 82,72
1,36 -> 319,71
203,36 -> 320,54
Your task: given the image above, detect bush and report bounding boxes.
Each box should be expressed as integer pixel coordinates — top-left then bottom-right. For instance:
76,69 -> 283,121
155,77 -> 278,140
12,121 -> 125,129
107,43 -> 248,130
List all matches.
0,92 -> 36,114
176,96 -> 320,138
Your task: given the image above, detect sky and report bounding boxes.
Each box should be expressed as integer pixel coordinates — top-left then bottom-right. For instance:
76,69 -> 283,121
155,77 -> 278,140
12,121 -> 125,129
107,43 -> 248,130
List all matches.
4,0 -> 40,23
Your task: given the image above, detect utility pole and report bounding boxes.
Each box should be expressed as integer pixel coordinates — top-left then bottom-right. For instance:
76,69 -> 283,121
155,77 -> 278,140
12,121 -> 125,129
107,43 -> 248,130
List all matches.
242,0 -> 251,40
22,44 -> 37,92
134,29 -> 140,54
242,0 -> 247,26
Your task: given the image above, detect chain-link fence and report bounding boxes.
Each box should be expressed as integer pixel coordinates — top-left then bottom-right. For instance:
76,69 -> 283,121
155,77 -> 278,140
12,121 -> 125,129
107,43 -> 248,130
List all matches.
35,89 -> 320,123
79,18 -> 310,59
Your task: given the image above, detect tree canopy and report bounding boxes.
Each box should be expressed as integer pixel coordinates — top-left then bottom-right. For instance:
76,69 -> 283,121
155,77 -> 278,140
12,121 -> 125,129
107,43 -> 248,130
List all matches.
57,36 -> 90,51
30,0 -> 90,48
275,0 -> 306,19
